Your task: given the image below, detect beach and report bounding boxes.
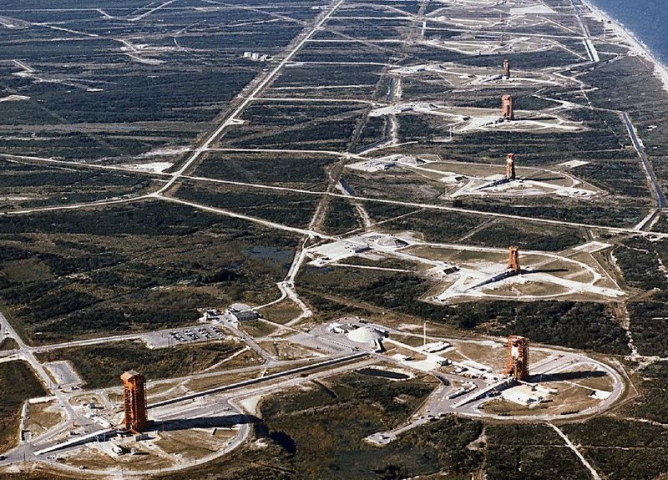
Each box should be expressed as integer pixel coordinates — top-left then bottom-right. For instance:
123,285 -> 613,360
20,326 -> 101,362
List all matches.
581,0 -> 668,93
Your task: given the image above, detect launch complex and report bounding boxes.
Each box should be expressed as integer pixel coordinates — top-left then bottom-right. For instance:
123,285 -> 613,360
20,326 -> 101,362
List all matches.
0,0 -> 646,476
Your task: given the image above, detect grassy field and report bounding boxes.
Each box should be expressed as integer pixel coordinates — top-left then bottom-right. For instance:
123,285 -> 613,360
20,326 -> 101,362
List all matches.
0,0 -> 312,165
485,424 -> 590,480
36,341 -> 243,389
562,418 -> 668,480
0,337 -> 18,350
258,301 -> 304,325
151,371 -> 483,479
0,361 -> 46,454
191,151 -> 337,191
297,266 -> 629,354
0,200 -> 299,345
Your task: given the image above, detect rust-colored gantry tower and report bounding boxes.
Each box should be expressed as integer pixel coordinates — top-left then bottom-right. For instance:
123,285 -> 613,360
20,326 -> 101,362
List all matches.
506,153 -> 516,180
506,335 -> 529,381
507,246 -> 521,274
121,370 -> 149,433
503,58 -> 510,78
502,95 -> 514,120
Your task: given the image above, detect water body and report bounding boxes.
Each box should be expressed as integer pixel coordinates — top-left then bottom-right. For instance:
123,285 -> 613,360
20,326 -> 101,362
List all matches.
586,0 -> 668,64
246,246 -> 294,264
357,368 -> 410,380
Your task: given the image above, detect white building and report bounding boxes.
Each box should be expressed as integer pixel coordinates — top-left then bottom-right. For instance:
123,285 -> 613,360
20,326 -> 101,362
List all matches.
227,303 -> 260,322
500,384 -> 553,406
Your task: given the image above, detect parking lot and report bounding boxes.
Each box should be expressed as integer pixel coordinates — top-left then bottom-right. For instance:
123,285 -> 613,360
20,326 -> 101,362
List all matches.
169,325 -> 225,344
142,324 -> 229,348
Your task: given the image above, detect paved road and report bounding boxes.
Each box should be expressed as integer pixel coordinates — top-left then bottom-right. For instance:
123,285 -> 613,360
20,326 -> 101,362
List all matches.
175,173 -> 664,237
1,151 -> 665,238
622,112 -> 666,209
154,0 -> 347,196
366,341 -> 626,446
0,1 -> 643,475
149,352 -> 368,409
219,320 -> 276,363
0,314 -> 73,414
160,195 -> 333,239
0,313 -> 96,467
551,423 -> 603,480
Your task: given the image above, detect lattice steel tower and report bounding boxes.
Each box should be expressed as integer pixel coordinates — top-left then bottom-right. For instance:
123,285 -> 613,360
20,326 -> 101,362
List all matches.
503,58 -> 511,78
506,153 -> 516,180
507,246 -> 521,274
121,370 -> 149,433
506,336 -> 530,381
502,95 -> 514,120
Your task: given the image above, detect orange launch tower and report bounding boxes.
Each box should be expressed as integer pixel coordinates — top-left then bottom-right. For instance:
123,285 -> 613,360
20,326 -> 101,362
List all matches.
503,58 -> 510,78
507,246 -> 521,274
121,370 -> 149,433
506,335 -> 529,381
502,95 -> 514,120
506,153 -> 516,180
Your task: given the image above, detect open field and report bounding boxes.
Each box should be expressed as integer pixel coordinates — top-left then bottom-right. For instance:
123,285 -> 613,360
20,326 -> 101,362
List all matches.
0,201 -> 299,344
36,341 -> 243,389
25,400 -> 65,438
0,361 -> 46,454
0,0 -> 314,165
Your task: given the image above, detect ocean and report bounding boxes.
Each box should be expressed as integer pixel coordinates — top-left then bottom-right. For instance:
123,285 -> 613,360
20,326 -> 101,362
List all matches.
587,0 -> 668,64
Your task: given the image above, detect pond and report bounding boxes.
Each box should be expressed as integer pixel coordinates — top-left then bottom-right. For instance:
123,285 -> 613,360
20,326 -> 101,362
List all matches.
357,368 -> 410,380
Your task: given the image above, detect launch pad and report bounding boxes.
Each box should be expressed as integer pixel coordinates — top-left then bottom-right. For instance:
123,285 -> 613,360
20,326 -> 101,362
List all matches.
442,154 -> 600,199
38,323 -> 624,473
424,245 -> 624,303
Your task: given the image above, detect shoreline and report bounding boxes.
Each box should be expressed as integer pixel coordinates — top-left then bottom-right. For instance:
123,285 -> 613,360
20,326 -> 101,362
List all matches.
580,0 -> 668,93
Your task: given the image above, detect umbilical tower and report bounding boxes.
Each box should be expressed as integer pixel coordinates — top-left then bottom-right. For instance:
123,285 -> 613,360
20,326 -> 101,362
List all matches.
506,336 -> 530,381
121,370 -> 149,433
